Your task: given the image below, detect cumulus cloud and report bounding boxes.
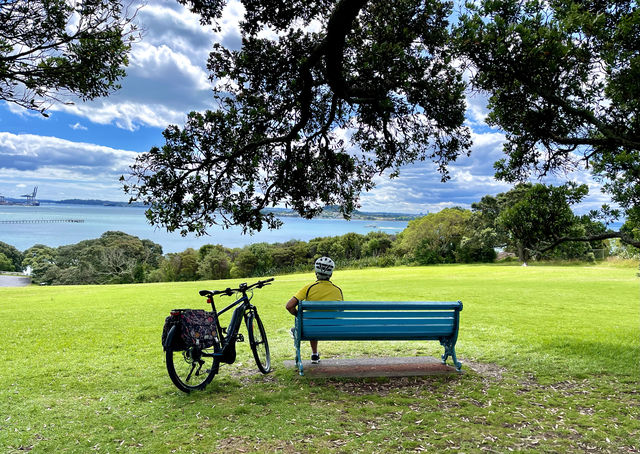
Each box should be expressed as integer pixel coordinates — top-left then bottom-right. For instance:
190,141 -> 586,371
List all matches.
69,122 -> 87,131
358,126 -> 610,214
48,0 -> 238,131
0,133 -> 138,201
138,2 -> 216,59
0,132 -> 137,173
465,92 -> 492,127
52,41 -> 216,129
0,167 -> 129,201
360,153 -> 512,214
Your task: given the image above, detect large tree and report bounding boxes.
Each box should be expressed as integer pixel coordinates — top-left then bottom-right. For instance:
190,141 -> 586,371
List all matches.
496,183 -> 589,262
397,207 -> 474,263
37,231 -> 163,285
125,0 -> 638,249
472,183 -> 607,261
124,0 -> 470,234
456,0 -> 639,247
22,244 -> 57,279
0,0 -> 137,115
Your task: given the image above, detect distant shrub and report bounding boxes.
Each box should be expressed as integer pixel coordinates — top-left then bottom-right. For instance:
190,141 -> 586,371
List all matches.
0,252 -> 13,271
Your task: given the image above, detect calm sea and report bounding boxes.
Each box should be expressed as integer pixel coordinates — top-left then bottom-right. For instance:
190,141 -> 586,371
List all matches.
0,204 -> 408,253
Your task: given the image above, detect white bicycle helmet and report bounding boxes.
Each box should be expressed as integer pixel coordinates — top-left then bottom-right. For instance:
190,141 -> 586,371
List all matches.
314,256 -> 335,279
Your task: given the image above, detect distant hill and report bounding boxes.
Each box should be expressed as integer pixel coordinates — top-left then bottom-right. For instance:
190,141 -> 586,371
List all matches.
53,199 -> 148,207
47,199 -> 421,220
264,205 -> 421,221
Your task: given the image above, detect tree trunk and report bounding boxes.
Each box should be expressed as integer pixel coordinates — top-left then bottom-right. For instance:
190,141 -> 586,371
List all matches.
517,243 -> 529,264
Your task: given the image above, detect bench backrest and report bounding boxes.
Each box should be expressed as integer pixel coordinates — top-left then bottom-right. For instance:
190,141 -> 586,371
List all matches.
298,301 -> 462,341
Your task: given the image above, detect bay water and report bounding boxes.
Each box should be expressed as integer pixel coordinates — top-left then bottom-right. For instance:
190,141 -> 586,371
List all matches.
0,204 -> 408,253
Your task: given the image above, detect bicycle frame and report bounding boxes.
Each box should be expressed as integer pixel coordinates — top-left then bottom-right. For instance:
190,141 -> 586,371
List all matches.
203,289 -> 256,365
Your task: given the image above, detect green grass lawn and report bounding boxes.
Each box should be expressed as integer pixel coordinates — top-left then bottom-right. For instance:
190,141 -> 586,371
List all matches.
1,264 -> 638,453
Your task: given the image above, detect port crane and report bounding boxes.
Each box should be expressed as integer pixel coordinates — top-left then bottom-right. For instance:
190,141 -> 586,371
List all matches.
21,186 -> 38,204
0,186 -> 39,206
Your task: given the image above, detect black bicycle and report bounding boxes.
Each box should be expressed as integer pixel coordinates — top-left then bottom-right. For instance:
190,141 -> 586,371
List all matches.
163,278 -> 273,393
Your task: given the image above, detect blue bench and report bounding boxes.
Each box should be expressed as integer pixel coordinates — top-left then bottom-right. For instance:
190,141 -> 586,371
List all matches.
292,300 -> 463,375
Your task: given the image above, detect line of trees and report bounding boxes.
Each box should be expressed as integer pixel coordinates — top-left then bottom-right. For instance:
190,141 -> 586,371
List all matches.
2,184 -> 637,285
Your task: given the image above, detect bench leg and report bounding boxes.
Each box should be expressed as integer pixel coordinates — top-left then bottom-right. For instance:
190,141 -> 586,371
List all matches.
440,340 -> 462,372
293,322 -> 304,376
295,338 -> 304,376
450,348 -> 462,372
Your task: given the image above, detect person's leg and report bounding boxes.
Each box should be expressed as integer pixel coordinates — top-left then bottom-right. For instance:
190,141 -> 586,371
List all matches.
310,340 -> 320,363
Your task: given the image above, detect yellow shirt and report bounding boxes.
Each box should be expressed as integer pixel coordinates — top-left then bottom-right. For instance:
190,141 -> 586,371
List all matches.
294,280 -> 343,302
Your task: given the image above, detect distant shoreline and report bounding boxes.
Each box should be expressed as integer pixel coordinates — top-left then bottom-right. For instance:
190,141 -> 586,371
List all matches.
25,199 -> 422,222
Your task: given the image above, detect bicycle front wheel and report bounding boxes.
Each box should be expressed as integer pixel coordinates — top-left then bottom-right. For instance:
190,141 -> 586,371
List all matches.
247,311 -> 271,374
166,344 -> 218,393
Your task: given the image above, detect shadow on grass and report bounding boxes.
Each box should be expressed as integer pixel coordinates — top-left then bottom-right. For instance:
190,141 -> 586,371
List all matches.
541,338 -> 639,376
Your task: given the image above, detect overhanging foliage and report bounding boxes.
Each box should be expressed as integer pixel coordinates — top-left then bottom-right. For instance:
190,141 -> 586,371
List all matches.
124,0 -> 639,249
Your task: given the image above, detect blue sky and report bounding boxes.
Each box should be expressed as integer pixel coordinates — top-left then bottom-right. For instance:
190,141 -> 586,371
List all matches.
0,0 -> 609,215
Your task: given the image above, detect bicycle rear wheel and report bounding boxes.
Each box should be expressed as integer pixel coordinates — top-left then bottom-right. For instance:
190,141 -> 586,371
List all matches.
247,311 -> 271,374
166,344 -> 219,393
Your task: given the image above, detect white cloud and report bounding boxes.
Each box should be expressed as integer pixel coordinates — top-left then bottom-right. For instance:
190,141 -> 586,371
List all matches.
358,126 -> 612,215
52,39 -> 216,130
69,122 -> 87,131
47,0 -> 228,131
0,133 -> 138,200
0,166 -> 129,200
138,3 -> 216,57
465,91 -> 492,127
0,132 -> 137,172
4,102 -> 42,118
359,156 -> 511,214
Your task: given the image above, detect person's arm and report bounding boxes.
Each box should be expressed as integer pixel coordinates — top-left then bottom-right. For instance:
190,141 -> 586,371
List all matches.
286,296 -> 299,316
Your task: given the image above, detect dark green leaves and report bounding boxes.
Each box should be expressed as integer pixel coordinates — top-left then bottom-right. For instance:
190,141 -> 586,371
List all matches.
455,0 -> 639,236
126,0 -> 470,234
0,0 -> 136,114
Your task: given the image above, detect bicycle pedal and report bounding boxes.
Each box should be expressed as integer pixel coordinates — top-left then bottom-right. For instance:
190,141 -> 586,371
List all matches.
236,334 -> 245,342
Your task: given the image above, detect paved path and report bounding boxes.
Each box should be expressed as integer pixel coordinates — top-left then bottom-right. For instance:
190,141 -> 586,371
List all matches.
0,275 -> 31,287
283,356 -> 461,377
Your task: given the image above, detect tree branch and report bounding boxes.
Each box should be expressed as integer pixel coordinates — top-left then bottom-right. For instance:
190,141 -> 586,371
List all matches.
549,134 -> 627,148
538,231 -> 640,253
519,73 -> 640,150
324,0 -> 383,104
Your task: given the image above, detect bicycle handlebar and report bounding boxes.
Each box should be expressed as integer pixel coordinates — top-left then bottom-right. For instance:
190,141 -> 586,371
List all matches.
199,278 -> 274,298
249,277 -> 275,290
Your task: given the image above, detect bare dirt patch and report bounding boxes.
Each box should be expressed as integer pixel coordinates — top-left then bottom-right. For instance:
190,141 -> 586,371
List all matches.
461,361 -> 507,380
321,375 -> 458,396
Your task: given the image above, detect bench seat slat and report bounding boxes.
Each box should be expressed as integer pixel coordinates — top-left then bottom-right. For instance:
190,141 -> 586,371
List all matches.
301,301 -> 462,311
303,310 -> 456,319
303,318 -> 454,327
300,332 -> 446,341
302,326 -> 454,340
303,324 -> 454,335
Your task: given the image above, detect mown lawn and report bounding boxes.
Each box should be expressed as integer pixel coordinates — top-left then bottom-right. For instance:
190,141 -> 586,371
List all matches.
1,264 -> 638,453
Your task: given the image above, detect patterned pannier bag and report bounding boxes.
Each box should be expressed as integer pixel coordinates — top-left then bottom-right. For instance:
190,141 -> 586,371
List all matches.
162,309 -> 219,351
